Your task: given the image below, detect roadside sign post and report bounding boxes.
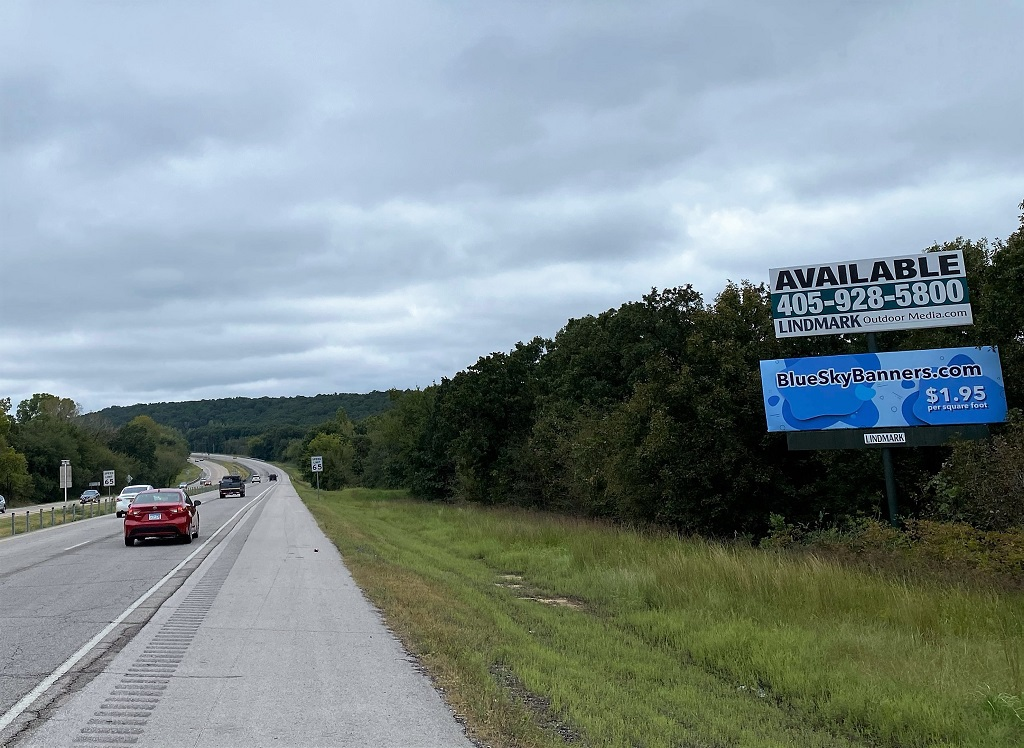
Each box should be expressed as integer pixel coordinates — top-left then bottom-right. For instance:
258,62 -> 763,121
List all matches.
311,456 -> 323,500
59,460 -> 72,503
866,332 -> 900,525
103,470 -> 115,498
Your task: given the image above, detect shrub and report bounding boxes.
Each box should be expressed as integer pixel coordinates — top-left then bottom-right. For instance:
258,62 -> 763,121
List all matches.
924,410 -> 1024,531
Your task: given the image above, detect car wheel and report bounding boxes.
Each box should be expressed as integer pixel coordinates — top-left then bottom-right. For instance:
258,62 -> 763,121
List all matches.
182,530 -> 193,544
124,536 -> 134,547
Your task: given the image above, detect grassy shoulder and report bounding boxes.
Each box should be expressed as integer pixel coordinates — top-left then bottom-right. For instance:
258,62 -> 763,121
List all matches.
295,483 -> 1023,748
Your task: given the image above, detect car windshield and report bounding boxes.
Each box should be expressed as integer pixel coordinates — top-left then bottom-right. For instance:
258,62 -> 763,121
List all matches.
122,485 -> 149,494
132,491 -> 184,504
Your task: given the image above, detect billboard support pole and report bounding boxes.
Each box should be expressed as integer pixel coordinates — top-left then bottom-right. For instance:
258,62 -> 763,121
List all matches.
867,333 -> 900,526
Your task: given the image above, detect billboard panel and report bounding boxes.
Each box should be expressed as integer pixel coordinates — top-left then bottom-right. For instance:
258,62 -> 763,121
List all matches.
760,346 -> 1006,432
769,251 -> 972,338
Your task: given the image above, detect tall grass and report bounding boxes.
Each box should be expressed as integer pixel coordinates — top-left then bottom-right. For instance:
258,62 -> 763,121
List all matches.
300,485 -> 1024,748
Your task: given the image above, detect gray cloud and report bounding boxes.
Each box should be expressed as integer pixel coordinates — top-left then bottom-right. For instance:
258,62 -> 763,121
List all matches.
0,0 -> 1021,413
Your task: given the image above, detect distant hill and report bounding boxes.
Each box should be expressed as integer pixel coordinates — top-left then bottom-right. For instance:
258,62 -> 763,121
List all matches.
81,392 -> 395,454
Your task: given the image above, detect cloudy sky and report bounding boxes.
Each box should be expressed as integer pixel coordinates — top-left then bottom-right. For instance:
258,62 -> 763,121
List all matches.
2,1 -> 1021,414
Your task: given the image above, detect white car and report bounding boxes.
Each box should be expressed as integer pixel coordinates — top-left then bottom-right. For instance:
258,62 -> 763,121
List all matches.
251,474 -> 261,483
0,494 -> 5,513
116,484 -> 155,518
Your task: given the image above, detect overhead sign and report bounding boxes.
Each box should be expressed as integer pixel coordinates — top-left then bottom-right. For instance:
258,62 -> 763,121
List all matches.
103,470 -> 115,486
760,346 -> 1006,431
770,251 -> 972,338
311,456 -> 323,472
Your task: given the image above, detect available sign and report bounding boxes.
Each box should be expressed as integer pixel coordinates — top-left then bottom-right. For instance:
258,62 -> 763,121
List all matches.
770,251 -> 972,338
760,346 -> 1006,432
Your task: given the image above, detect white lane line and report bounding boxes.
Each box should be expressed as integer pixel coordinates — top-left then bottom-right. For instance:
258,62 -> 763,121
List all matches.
63,541 -> 90,551
0,493 -> 265,734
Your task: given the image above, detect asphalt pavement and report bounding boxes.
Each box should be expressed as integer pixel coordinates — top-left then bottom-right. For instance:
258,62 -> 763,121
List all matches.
13,477 -> 475,748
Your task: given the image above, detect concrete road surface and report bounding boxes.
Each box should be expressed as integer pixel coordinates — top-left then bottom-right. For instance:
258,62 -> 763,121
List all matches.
11,476 -> 475,748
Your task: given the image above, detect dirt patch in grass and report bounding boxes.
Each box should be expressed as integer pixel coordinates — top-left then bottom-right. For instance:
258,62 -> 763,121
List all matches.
495,573 -> 586,610
518,595 -> 584,610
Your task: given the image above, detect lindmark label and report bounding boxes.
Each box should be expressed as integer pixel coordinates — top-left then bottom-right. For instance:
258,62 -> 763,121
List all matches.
864,432 -> 907,445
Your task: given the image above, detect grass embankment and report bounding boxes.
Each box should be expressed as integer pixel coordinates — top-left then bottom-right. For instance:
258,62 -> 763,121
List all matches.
176,462 -> 204,486
206,459 -> 250,481
296,485 -> 1023,748
0,500 -> 116,539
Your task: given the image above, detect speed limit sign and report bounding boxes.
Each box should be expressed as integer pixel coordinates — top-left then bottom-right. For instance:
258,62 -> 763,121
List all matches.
311,456 -> 323,472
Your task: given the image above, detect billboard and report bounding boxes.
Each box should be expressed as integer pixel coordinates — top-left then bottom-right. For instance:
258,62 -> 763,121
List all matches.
760,346 -> 1006,432
770,251 -> 972,338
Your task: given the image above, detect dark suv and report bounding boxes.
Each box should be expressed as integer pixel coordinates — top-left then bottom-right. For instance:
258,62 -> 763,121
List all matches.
219,475 -> 245,498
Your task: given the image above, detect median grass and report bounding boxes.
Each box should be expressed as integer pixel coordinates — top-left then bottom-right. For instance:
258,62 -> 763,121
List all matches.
206,458 -> 250,481
296,484 -> 1024,748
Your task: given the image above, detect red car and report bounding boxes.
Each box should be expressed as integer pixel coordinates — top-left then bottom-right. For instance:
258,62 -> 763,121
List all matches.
124,488 -> 201,547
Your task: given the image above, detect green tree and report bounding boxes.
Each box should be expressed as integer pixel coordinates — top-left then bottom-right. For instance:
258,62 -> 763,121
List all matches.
302,433 -> 355,490
299,410 -> 357,489
924,410 -> 1024,530
16,393 -> 80,423
11,394 -> 86,500
431,338 -> 546,504
0,438 -> 32,500
109,416 -> 190,487
361,389 -> 436,489
111,420 -> 158,468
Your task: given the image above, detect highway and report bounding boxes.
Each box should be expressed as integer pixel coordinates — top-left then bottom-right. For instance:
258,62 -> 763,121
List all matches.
0,457 -> 260,730
0,456 -> 472,747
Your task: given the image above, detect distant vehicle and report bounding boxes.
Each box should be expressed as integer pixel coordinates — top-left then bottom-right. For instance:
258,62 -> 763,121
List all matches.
116,484 -> 155,518
200,478 -> 212,486
178,482 -> 189,489
269,473 -> 277,482
219,475 -> 245,498
251,474 -> 261,484
0,494 -> 5,513
124,488 -> 200,546
79,489 -> 101,504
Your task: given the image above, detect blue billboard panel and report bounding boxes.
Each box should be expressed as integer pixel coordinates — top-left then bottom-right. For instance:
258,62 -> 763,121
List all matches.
760,347 -> 1007,432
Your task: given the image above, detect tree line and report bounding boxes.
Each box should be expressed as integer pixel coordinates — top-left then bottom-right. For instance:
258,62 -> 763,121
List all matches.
82,392 -> 392,456
294,204 -> 1024,536
0,394 -> 191,503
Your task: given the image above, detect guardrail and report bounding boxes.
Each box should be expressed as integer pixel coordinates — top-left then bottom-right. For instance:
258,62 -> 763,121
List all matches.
2,499 -> 116,539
